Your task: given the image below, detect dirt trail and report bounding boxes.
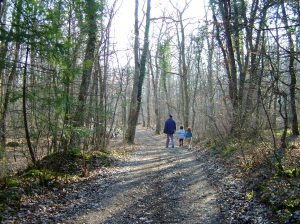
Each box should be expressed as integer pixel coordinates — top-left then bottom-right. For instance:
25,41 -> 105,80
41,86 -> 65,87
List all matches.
76,127 -> 222,223
3,127 -> 223,223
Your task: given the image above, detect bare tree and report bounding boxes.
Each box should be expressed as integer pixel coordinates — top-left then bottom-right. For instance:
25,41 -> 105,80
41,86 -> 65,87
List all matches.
280,0 -> 299,136
125,0 -> 151,143
170,0 -> 192,128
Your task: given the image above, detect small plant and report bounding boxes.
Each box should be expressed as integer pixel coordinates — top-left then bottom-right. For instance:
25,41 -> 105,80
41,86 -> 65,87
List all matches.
283,198 -> 300,212
222,144 -> 238,157
246,190 -> 254,199
22,169 -> 40,178
65,149 -> 82,160
22,169 -> 55,187
206,139 -> 217,149
275,163 -> 300,178
5,178 -> 18,188
99,148 -> 110,154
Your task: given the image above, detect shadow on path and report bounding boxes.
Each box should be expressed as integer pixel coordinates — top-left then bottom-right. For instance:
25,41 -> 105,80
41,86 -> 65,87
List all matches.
3,126 -> 224,224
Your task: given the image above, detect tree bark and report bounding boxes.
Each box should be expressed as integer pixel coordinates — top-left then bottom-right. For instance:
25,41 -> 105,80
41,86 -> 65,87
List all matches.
125,0 -> 151,143
70,0 -> 98,148
146,64 -> 151,128
280,0 -> 299,136
218,0 -> 238,112
0,0 -> 22,154
149,50 -> 161,134
23,46 -> 37,167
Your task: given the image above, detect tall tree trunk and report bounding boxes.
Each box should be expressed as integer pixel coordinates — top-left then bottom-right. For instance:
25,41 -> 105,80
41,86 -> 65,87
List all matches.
206,25 -> 215,132
146,65 -> 150,128
125,0 -> 151,143
218,0 -> 238,114
0,40 -> 20,156
99,13 -> 112,149
159,39 -> 171,116
0,0 -> 9,77
149,50 -> 161,134
61,5 -> 74,151
70,0 -> 98,148
279,92 -> 288,148
241,1 -> 268,129
211,3 -> 234,124
23,46 -> 36,167
0,0 -> 22,154
179,18 -> 189,129
280,0 -> 299,136
125,0 -> 140,143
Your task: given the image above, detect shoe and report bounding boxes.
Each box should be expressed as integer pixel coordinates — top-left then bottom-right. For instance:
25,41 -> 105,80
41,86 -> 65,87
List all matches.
166,146 -> 168,148
172,146 -> 174,148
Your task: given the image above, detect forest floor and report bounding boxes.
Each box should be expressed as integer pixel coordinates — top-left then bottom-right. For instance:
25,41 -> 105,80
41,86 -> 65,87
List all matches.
1,126 -> 285,223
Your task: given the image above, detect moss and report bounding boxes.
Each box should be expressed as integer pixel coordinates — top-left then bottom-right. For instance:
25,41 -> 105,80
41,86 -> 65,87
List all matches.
65,148 -> 82,159
206,139 -> 217,149
221,144 -> 238,157
99,148 -> 110,155
21,169 -> 57,187
5,179 -> 18,188
22,169 -> 40,178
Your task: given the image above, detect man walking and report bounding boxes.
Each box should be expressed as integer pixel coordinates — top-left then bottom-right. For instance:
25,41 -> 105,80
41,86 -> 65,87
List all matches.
163,115 -> 176,148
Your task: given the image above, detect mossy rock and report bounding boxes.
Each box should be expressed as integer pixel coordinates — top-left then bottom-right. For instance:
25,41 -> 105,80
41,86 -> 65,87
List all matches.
38,149 -> 113,174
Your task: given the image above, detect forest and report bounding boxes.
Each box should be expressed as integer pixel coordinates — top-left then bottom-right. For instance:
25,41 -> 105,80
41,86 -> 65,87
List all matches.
0,0 -> 300,222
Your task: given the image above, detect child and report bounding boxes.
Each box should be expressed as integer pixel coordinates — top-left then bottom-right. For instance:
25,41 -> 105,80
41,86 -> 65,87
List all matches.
186,127 -> 193,149
176,126 -> 185,147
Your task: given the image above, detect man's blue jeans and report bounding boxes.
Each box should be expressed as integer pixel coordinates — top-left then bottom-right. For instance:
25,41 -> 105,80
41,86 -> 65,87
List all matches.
166,134 -> 174,147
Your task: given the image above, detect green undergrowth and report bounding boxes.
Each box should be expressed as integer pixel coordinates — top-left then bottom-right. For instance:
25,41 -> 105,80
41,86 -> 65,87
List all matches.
37,148 -> 113,173
205,138 -> 241,158
0,148 -> 115,221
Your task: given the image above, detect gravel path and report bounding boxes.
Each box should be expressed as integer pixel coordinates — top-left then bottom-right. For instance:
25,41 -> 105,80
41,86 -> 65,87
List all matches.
73,127 -> 223,223
83,128 -> 222,223
3,127 -> 224,223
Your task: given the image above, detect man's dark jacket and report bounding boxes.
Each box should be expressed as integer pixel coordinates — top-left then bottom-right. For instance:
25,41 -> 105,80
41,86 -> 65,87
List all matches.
164,118 -> 176,134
